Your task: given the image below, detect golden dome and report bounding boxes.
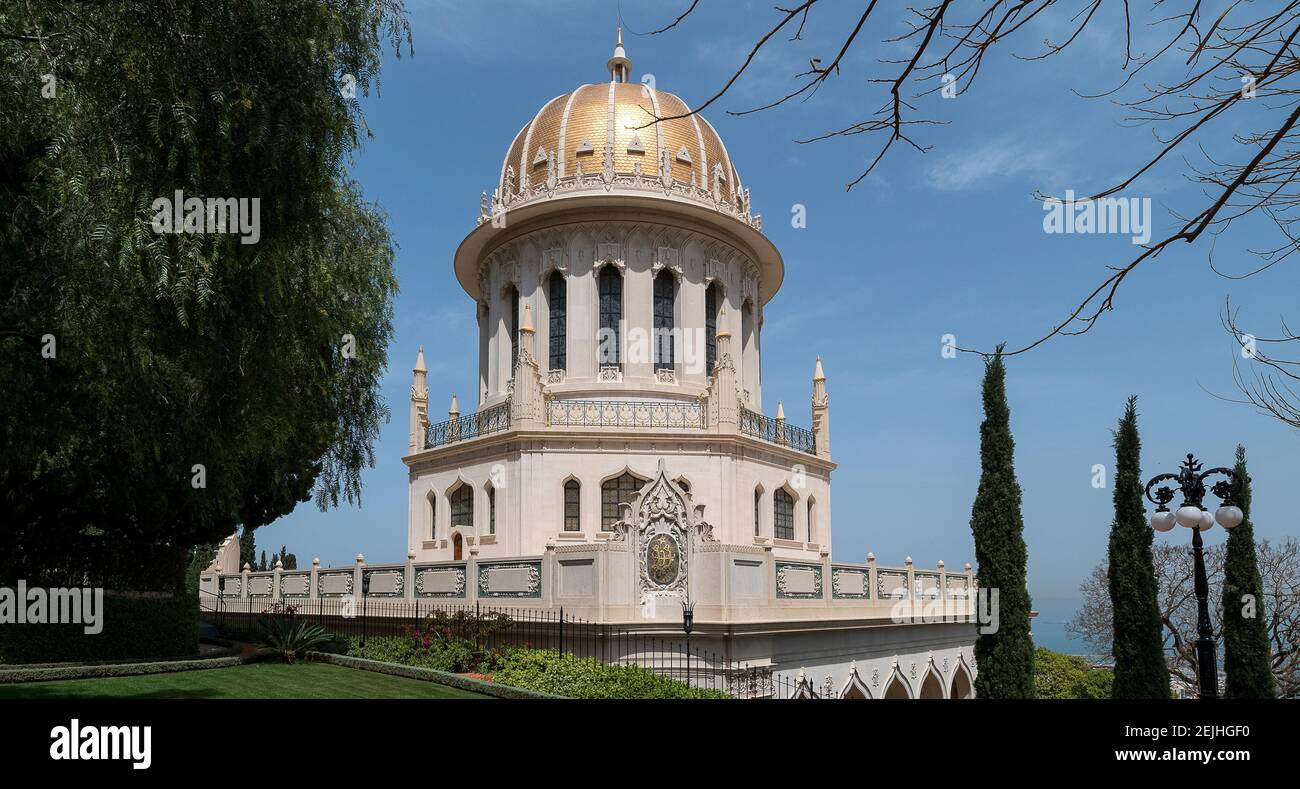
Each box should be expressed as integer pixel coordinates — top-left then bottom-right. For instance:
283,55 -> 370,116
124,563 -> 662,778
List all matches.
497,50 -> 745,205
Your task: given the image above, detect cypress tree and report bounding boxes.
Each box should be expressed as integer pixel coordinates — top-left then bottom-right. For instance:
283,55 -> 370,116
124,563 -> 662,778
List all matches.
1106,397 -> 1168,697
238,527 -> 256,571
969,348 -> 1035,698
1222,445 -> 1275,698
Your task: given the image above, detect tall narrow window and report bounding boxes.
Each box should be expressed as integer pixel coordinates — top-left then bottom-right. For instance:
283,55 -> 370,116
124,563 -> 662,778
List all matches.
428,494 -> 437,539
509,286 -> 520,372
601,472 -> 643,530
563,480 -> 581,532
548,271 -> 566,371
450,485 -> 474,532
487,484 -> 496,535
774,489 -> 794,541
807,500 -> 815,543
754,489 -> 762,536
598,265 -> 622,369
705,282 -> 718,374
653,269 -> 675,370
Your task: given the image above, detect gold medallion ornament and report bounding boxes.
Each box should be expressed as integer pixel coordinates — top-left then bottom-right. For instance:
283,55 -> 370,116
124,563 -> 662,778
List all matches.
646,533 -> 680,586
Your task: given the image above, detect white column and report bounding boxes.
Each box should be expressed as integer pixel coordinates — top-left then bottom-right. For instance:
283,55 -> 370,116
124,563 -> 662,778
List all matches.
626,263 -> 652,381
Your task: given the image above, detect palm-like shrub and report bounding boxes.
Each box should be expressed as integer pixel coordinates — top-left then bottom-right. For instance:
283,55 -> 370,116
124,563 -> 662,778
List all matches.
260,621 -> 335,662
258,606 -> 333,663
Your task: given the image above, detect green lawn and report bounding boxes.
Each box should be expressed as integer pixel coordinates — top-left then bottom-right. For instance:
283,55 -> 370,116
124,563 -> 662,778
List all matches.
0,661 -> 491,699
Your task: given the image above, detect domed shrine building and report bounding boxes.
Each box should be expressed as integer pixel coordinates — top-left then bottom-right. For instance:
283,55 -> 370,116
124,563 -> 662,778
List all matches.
205,34 -> 979,699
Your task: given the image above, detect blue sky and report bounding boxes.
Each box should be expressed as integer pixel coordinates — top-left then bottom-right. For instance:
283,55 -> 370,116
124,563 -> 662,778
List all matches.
258,1 -> 1299,652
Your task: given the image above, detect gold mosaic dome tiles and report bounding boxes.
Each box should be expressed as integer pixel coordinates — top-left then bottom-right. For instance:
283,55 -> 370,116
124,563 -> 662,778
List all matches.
498,80 -> 744,205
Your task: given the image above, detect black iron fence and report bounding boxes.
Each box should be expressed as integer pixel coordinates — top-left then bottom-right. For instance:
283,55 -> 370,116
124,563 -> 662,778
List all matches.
739,407 -> 816,455
425,400 -> 511,449
201,598 -> 791,698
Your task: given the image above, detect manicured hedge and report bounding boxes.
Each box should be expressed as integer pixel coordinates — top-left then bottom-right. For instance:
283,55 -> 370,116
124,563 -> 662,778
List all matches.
347,636 -> 729,699
0,593 -> 198,664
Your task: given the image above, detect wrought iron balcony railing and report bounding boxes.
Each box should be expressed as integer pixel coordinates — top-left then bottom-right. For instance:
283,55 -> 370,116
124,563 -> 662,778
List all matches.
740,408 -> 816,455
426,400 -> 511,449
547,398 -> 706,430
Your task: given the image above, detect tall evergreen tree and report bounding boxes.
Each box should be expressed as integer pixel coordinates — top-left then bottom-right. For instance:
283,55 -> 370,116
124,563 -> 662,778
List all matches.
969,348 -> 1035,698
1222,445 -> 1275,698
258,550 -> 268,573
1106,397 -> 1168,697
238,527 -> 256,571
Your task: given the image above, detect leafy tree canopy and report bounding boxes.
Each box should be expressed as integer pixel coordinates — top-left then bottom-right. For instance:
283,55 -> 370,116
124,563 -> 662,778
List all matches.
0,1 -> 411,586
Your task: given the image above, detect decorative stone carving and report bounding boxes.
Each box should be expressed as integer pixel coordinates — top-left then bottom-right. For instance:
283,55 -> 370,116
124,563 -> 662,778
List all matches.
625,460 -> 696,597
415,567 -> 467,598
478,561 -> 542,598
280,574 -> 310,598
601,142 -> 615,186
775,562 -> 823,599
675,144 -> 692,164
318,572 -> 354,597
627,134 -> 645,154
877,570 -> 908,599
597,366 -> 622,382
365,569 -> 405,598
543,247 -> 565,273
704,258 -> 725,285
831,567 -> 869,599
596,241 -> 622,267
546,369 -> 565,384
655,368 -> 676,384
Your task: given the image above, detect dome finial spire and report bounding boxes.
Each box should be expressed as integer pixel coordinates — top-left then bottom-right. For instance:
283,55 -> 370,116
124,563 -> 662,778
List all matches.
607,27 -> 632,83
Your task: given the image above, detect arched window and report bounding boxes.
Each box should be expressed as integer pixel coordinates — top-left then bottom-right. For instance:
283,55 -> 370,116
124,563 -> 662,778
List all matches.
450,484 -> 474,532
773,489 -> 794,540
486,483 -> 496,535
563,479 -> 581,532
653,269 -> 675,370
807,499 -> 815,543
705,282 -> 719,375
754,488 -> 762,537
675,478 -> 690,495
428,493 -> 437,539
548,271 -> 566,371
598,265 -> 622,369
601,472 -> 644,530
509,286 -> 520,372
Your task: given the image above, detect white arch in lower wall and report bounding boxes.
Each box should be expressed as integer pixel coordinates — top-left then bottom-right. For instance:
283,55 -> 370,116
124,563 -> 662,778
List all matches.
881,662 -> 913,699
918,657 -> 946,699
949,655 -> 975,699
839,661 -> 872,699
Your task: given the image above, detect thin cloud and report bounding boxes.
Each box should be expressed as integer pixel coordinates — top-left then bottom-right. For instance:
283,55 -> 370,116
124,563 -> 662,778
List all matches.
925,134 -> 1069,193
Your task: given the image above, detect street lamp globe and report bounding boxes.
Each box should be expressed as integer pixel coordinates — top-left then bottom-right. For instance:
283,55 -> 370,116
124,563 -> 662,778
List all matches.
1215,505 -> 1244,529
1197,509 -> 1215,531
1175,504 -> 1203,528
1150,509 -> 1177,532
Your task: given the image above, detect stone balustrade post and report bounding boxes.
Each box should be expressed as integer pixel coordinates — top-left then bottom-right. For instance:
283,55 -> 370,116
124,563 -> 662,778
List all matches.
310,557 -> 320,600
866,552 -> 877,602
404,551 -> 416,603
467,544 -> 480,604
272,558 -> 283,603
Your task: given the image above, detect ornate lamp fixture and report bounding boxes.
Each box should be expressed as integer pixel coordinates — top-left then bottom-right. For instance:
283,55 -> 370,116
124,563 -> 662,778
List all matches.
1144,454 -> 1247,698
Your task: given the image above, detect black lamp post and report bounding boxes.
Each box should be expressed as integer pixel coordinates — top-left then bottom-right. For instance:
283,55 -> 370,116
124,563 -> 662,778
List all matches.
1144,453 -> 1246,699
360,572 -> 371,648
681,599 -> 695,689
217,576 -> 226,632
